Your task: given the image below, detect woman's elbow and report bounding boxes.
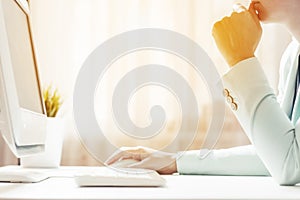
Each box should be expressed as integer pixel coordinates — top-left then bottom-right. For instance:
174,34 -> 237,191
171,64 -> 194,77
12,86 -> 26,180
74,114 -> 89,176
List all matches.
277,175 -> 299,186
275,159 -> 300,186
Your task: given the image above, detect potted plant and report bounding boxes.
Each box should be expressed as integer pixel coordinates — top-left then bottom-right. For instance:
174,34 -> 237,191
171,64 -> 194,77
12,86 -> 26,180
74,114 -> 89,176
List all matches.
21,86 -> 64,168
44,86 -> 62,118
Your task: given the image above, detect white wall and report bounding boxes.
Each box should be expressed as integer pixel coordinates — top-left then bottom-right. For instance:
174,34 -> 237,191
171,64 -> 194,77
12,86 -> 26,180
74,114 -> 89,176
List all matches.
27,0 -> 292,165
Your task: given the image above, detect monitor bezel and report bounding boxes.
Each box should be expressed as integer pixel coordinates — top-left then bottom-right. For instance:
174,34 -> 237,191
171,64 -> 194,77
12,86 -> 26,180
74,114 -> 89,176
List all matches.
0,0 -> 47,157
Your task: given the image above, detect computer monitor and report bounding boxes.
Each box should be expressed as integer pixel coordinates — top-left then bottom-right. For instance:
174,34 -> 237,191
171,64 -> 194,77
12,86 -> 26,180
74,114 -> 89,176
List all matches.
0,0 -> 47,157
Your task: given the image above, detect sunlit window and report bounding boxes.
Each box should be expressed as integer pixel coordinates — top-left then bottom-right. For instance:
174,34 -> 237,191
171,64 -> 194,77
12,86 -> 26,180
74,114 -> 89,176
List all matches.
0,0 -> 291,166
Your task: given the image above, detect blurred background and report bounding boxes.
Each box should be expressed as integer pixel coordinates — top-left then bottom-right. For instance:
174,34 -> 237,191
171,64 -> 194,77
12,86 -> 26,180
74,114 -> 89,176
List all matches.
0,0 -> 291,166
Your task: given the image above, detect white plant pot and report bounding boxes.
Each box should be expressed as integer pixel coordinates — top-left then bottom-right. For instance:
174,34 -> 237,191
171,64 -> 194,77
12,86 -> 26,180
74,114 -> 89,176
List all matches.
21,117 -> 65,168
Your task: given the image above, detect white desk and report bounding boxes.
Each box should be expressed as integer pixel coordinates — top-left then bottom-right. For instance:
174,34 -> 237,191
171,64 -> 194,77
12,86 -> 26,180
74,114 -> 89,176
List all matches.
0,166 -> 300,200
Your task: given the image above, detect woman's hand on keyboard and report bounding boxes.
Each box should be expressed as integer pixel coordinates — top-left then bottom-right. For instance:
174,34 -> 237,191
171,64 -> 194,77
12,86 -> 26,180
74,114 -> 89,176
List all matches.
105,146 -> 177,174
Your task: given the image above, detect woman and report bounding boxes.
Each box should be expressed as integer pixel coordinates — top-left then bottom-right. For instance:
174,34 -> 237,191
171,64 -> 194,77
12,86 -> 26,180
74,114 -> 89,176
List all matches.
106,0 -> 300,185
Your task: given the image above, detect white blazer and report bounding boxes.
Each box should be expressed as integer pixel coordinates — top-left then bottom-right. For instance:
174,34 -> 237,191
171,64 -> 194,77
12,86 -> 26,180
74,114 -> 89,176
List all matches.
177,39 -> 300,185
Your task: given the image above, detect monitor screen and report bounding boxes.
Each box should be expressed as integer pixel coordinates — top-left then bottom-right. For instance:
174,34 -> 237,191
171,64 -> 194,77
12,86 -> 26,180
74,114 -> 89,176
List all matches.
2,0 -> 44,114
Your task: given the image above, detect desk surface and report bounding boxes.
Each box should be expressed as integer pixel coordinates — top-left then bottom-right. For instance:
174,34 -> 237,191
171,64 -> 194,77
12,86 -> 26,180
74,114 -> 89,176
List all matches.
0,166 -> 300,200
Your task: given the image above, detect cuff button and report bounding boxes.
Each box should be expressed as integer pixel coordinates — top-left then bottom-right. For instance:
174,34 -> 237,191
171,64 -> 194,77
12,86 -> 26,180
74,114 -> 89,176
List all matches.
223,89 -> 229,97
226,96 -> 233,104
231,102 -> 238,111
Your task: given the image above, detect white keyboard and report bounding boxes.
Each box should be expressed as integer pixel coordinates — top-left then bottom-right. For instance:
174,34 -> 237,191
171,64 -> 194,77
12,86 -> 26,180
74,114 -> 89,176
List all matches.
74,167 -> 166,187
0,166 -> 166,187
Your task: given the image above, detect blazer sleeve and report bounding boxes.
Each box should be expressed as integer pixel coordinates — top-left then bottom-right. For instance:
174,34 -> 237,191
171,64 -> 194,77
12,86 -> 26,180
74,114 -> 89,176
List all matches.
221,57 -> 300,185
176,145 -> 270,176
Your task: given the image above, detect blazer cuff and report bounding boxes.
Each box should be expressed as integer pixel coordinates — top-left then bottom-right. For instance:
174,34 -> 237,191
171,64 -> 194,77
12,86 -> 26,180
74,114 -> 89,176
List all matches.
176,146 -> 270,176
221,57 -> 274,140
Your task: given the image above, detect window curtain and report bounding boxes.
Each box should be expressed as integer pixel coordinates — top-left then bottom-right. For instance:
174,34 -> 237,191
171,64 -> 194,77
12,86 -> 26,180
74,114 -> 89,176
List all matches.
0,0 -> 291,166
